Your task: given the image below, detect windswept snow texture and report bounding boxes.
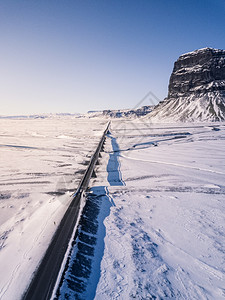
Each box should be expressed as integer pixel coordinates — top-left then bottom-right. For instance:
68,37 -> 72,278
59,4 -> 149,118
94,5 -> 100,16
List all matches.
0,117 -> 106,300
58,120 -> 225,299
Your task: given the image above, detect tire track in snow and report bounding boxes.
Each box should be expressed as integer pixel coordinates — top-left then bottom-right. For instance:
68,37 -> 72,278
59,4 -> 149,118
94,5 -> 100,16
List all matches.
0,264 -> 21,299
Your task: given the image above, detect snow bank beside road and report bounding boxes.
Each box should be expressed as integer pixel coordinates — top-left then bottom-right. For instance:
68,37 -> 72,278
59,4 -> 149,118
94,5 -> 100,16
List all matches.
95,122 -> 225,299
67,120 -> 225,299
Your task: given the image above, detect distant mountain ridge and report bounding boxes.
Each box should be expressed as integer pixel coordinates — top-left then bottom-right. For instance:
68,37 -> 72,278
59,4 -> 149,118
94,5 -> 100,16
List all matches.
148,47 -> 225,122
84,105 -> 153,118
4,48 -> 225,122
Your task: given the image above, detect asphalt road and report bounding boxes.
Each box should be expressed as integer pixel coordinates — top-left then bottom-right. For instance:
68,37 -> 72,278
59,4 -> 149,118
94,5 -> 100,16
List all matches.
22,122 -> 110,300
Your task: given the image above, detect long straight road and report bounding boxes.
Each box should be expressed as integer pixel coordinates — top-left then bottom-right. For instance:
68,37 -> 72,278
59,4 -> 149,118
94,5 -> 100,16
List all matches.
22,122 -> 110,300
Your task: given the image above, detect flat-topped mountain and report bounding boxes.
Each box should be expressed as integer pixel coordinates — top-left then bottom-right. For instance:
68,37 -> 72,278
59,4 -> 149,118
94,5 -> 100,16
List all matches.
84,105 -> 153,118
169,47 -> 225,97
149,48 -> 225,122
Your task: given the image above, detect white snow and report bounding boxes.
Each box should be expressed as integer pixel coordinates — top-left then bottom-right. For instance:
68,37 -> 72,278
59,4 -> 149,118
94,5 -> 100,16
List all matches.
1,116 -> 225,300
146,92 -> 225,122
0,117 -> 106,300
179,47 -> 225,58
90,120 -> 225,299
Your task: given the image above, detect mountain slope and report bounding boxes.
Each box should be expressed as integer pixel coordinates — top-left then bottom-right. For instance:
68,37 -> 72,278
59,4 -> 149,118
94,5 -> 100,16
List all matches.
149,91 -> 225,122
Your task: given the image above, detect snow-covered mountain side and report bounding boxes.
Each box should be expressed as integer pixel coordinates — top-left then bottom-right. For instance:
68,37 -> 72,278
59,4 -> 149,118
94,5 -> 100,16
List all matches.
148,48 -> 225,122
84,105 -> 153,118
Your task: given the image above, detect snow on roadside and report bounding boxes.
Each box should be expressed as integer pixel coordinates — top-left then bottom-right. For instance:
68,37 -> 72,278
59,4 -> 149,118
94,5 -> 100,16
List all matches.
91,121 -> 225,299
0,117 -> 106,300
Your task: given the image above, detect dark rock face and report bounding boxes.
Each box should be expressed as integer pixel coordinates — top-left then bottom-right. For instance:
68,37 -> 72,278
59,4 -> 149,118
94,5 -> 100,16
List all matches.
102,105 -> 153,118
168,48 -> 225,98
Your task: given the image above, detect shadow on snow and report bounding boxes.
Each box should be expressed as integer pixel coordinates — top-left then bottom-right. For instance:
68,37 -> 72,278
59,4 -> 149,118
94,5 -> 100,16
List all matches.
56,135 -> 124,300
107,134 -> 125,186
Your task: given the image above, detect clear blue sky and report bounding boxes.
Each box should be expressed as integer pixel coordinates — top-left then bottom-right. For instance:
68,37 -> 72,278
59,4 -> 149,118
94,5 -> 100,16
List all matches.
0,0 -> 225,115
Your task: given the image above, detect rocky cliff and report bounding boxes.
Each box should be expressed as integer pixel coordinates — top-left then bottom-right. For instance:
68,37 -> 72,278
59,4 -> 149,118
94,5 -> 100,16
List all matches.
149,48 -> 225,122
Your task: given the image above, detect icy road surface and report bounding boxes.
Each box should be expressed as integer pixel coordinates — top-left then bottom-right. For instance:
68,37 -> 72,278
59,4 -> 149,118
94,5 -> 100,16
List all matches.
58,121 -> 225,300
0,117 -> 106,300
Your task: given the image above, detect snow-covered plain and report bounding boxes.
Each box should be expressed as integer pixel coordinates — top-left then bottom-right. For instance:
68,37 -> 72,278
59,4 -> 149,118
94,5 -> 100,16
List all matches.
0,117 -> 106,300
58,120 -> 225,299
